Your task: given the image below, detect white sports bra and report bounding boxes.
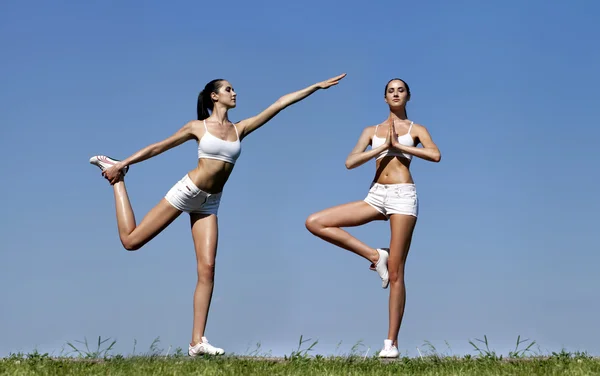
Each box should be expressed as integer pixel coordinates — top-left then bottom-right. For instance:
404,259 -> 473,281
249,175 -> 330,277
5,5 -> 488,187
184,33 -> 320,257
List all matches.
197,120 -> 242,164
371,121 -> 415,160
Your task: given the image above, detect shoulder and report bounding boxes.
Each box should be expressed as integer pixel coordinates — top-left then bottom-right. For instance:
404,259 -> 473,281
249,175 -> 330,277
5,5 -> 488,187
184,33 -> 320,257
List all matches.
184,120 -> 206,134
409,120 -> 426,130
175,120 -> 205,140
360,125 -> 378,137
409,122 -> 436,145
409,121 -> 430,134
186,120 -> 204,129
352,125 -> 377,147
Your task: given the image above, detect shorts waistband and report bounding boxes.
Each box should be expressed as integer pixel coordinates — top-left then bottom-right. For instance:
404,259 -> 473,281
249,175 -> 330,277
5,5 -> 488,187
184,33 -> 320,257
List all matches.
182,174 -> 222,198
370,182 -> 416,189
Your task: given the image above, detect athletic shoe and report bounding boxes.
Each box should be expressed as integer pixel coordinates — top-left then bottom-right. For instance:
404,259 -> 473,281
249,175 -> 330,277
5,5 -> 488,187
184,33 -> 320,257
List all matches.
89,155 -> 129,176
378,339 -> 400,358
369,247 -> 389,271
188,337 -> 225,356
374,248 -> 390,289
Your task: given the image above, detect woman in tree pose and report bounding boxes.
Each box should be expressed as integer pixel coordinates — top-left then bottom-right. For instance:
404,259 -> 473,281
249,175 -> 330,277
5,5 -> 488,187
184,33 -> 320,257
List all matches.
89,73 -> 346,356
305,78 -> 441,358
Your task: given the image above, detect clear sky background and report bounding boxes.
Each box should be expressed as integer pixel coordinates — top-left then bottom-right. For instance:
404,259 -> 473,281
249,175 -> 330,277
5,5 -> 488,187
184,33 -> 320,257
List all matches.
1,0 -> 599,358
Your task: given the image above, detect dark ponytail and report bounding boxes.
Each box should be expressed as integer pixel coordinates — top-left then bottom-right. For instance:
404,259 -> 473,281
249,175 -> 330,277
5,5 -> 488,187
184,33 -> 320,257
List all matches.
197,79 -> 224,120
385,78 -> 411,118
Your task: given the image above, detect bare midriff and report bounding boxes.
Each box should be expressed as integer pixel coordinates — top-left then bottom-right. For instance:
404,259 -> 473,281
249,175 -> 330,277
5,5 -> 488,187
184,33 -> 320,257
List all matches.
187,158 -> 235,194
372,156 -> 414,185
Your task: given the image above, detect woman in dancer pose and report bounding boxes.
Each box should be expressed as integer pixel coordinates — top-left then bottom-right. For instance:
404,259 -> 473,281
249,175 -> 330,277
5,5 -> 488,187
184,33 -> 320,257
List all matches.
305,78 -> 441,358
89,73 -> 346,356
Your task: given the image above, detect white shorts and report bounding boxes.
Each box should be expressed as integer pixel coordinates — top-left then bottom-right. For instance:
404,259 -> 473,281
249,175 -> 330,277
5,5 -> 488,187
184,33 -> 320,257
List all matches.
164,174 -> 221,215
364,182 -> 419,219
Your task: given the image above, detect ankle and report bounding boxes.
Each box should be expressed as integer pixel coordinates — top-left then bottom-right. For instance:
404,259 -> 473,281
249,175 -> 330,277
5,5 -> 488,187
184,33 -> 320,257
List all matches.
112,180 -> 125,190
371,248 -> 380,263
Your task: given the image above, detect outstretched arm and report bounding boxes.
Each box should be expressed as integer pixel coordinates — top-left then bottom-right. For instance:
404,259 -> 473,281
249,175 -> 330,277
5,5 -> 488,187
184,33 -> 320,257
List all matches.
236,73 -> 346,140
392,123 -> 441,162
103,121 -> 198,183
345,126 -> 389,169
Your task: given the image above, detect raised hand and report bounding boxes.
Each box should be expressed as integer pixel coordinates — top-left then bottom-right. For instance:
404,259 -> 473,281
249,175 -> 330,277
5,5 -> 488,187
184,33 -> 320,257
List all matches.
316,73 -> 347,89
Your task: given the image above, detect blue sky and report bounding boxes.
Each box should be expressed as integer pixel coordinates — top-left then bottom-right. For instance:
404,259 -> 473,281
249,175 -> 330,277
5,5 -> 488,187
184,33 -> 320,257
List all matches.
1,0 -> 599,358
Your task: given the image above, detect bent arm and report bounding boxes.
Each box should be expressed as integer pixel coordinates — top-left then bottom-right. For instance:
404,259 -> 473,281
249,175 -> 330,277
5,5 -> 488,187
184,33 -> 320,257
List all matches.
345,127 -> 386,169
394,125 -> 441,162
119,121 -> 197,168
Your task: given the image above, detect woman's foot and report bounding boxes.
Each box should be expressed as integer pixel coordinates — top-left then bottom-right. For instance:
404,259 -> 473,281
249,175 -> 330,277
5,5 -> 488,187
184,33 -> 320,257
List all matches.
378,339 -> 399,358
188,337 -> 225,356
369,247 -> 389,271
374,248 -> 390,289
89,155 -> 129,176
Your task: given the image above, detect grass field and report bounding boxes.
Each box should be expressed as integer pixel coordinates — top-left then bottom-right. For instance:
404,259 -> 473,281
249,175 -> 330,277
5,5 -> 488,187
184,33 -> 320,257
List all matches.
2,335 -> 599,375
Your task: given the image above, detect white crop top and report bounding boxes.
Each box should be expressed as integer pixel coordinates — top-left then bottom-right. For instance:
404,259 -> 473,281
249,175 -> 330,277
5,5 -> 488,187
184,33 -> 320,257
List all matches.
371,121 -> 415,160
197,120 -> 242,164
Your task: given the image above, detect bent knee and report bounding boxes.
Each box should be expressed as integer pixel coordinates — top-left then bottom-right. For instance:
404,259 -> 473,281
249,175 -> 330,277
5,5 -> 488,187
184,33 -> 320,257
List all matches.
122,238 -> 142,251
305,213 -> 324,233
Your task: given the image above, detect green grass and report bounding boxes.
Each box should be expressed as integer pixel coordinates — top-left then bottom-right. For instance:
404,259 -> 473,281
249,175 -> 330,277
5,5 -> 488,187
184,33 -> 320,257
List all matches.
2,335 -> 599,375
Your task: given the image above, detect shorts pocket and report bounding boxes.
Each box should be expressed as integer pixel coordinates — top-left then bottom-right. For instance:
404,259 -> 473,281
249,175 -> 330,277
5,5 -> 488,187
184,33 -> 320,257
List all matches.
389,188 -> 417,208
179,180 -> 202,200
368,182 -> 382,194
393,187 -> 417,200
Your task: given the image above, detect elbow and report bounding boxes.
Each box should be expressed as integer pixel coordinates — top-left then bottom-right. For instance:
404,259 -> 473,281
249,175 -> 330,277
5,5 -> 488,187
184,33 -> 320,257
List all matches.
432,151 -> 441,163
274,97 -> 287,110
345,159 -> 355,169
148,145 -> 160,157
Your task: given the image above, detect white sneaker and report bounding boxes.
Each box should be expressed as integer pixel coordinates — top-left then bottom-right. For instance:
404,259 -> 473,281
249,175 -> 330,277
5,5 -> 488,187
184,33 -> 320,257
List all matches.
369,247 -> 389,270
378,339 -> 399,358
374,248 -> 390,289
89,155 -> 129,176
188,337 -> 225,356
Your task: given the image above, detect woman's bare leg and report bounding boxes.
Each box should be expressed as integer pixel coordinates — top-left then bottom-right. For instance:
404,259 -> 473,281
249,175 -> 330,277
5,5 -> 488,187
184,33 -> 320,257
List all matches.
112,178 -> 182,251
189,213 -> 218,346
305,201 -> 387,263
386,214 -> 417,347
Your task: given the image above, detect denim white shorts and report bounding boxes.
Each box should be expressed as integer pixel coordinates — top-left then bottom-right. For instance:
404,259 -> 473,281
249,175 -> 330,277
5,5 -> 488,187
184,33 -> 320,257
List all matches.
364,182 -> 419,219
164,174 -> 221,215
